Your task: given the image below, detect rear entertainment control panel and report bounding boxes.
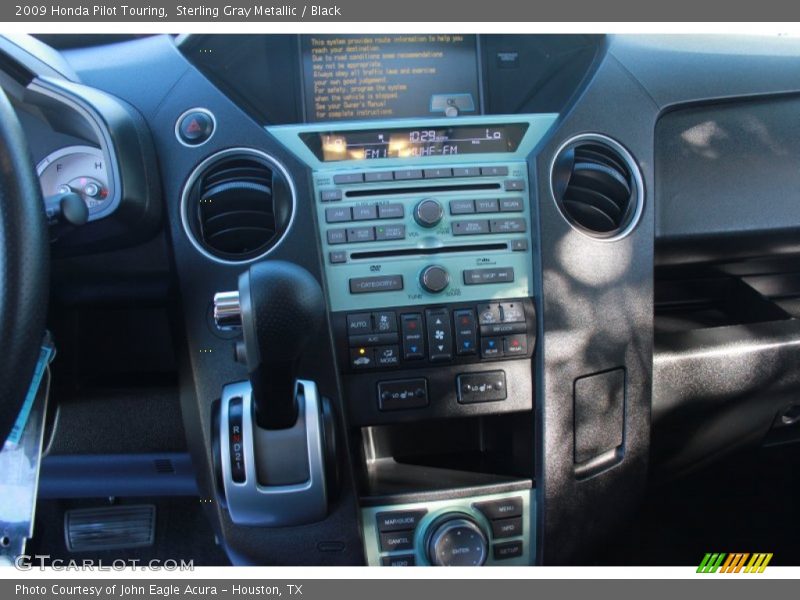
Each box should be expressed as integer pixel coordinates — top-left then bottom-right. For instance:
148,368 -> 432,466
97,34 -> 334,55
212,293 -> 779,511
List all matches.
361,489 -> 534,566
314,162 -> 533,312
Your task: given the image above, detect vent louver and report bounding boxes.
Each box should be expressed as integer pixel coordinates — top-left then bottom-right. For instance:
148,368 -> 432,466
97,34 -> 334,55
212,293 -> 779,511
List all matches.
183,150 -> 293,262
551,135 -> 642,239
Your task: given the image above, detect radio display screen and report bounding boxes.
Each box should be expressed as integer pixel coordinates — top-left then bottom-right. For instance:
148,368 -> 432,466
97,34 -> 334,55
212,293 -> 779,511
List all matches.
300,34 -> 481,122
300,124 -> 529,162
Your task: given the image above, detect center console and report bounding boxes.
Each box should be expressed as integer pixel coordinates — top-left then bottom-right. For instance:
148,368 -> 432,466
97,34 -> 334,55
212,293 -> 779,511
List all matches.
269,114 -> 555,565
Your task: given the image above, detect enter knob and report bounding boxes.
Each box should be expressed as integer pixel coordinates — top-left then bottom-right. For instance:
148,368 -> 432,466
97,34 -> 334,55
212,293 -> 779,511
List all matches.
414,198 -> 444,228
427,516 -> 488,566
420,265 -> 450,293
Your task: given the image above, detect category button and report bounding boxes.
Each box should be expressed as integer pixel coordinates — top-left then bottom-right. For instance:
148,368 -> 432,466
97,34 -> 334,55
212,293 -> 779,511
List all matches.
349,275 -> 404,294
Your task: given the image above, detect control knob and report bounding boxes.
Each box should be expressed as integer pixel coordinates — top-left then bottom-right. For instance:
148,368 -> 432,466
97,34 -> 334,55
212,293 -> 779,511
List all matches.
414,198 -> 444,228
419,265 -> 450,294
426,515 -> 488,566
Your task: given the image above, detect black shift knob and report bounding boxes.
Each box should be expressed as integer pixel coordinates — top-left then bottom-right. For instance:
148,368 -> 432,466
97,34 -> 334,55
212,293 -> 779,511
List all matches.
239,261 -> 325,429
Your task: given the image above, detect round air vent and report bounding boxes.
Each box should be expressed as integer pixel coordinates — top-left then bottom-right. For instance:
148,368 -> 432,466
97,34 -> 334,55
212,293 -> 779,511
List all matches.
181,149 -> 294,263
550,134 -> 643,240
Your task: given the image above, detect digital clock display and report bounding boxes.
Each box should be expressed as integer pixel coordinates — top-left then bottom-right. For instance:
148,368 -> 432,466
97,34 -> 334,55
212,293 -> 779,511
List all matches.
301,124 -> 529,162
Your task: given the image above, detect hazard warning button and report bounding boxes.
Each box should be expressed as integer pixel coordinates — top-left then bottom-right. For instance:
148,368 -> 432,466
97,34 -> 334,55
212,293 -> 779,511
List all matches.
176,108 -> 215,146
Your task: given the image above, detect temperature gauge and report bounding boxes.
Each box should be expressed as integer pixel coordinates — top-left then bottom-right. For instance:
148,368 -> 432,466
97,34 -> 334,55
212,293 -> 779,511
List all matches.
37,145 -> 112,215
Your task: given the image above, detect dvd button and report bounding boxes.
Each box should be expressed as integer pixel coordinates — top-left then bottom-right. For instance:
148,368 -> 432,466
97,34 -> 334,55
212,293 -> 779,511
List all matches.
327,229 -> 347,244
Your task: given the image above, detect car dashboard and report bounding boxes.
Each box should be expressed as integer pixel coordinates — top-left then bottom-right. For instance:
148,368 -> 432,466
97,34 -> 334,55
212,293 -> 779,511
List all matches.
4,32 -> 800,566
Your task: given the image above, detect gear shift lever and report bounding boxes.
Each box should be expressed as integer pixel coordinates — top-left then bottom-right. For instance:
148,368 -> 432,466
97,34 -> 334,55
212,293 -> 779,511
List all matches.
212,261 -> 333,527
215,261 -> 325,429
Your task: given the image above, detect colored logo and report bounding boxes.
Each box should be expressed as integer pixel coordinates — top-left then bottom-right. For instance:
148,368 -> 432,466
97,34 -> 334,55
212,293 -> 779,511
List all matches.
697,553 -> 773,573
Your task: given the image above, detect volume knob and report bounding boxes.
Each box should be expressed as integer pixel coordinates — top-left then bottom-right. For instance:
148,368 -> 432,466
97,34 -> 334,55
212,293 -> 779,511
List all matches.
414,198 -> 444,228
420,265 -> 450,294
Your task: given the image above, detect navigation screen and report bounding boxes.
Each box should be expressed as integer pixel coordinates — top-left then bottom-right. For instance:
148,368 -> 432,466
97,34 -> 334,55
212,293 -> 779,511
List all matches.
301,35 -> 481,122
300,124 -> 529,162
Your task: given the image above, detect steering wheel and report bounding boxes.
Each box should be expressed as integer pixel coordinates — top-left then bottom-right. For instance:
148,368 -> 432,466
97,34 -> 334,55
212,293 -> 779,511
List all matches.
0,86 -> 49,442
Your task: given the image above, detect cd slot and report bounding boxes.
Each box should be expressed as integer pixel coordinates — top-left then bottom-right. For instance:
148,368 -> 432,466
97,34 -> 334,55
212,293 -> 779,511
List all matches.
345,182 -> 501,198
351,243 -> 508,260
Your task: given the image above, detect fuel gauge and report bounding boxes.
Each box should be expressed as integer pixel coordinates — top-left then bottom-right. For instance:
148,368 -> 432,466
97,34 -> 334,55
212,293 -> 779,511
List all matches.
37,145 -> 112,215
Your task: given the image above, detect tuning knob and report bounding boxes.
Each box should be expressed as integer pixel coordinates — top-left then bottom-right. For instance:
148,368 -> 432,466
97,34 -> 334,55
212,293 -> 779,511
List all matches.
414,198 -> 444,228
420,265 -> 450,294
427,515 -> 488,566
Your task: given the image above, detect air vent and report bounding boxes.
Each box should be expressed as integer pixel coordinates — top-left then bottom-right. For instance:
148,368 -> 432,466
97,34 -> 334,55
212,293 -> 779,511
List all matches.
182,149 -> 294,262
551,134 -> 643,240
